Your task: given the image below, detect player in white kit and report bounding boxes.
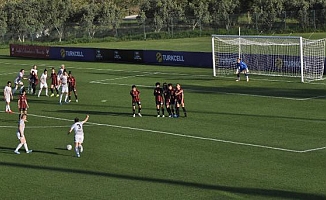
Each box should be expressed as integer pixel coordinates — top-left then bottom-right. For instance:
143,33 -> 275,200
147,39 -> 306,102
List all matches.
59,70 -> 69,104
14,114 -> 32,154
68,115 -> 89,158
13,69 -> 26,95
37,69 -> 49,97
4,81 -> 13,113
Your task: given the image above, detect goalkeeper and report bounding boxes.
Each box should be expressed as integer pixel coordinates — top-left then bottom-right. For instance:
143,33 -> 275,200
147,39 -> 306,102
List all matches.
236,58 -> 249,82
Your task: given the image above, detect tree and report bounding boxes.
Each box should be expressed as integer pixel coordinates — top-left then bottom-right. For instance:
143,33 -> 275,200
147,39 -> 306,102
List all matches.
209,0 -> 240,30
186,0 -> 211,30
251,0 -> 284,31
42,0 -> 72,42
80,2 -> 100,38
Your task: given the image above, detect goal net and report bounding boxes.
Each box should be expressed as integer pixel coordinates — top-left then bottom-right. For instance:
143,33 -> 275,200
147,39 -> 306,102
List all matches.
212,35 -> 325,82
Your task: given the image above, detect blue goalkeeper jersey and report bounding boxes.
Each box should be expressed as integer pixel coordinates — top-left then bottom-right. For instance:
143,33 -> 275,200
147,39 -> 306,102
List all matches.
237,61 -> 248,70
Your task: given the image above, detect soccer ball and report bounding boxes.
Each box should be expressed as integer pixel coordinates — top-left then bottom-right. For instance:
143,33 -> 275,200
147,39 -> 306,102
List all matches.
66,144 -> 72,150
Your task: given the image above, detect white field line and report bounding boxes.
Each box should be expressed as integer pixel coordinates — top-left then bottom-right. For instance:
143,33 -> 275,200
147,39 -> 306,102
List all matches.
0,125 -> 93,129
90,80 -> 317,101
0,111 -> 322,153
0,72 -> 17,76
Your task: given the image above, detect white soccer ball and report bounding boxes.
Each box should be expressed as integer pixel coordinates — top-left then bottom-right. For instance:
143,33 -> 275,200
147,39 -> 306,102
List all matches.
66,144 -> 72,151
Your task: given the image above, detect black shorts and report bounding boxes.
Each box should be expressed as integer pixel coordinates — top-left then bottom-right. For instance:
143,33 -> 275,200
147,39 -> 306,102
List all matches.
156,100 -> 163,106
132,101 -> 141,106
69,86 -> 76,92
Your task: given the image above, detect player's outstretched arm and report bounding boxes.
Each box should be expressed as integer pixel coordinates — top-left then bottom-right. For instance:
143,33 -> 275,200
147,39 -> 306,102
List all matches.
82,115 -> 89,123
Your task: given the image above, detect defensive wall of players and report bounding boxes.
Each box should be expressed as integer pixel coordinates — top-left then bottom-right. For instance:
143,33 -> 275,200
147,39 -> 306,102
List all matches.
9,44 -> 212,68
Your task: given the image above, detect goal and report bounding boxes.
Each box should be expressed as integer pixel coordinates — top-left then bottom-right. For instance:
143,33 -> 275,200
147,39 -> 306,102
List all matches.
212,35 -> 325,82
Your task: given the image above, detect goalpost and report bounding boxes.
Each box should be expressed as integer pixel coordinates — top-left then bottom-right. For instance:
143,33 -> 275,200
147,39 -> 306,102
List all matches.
212,34 -> 326,82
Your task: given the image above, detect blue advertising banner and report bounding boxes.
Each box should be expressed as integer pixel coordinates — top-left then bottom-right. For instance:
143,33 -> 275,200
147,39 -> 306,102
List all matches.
49,47 -> 95,61
144,50 -> 212,68
95,49 -> 144,63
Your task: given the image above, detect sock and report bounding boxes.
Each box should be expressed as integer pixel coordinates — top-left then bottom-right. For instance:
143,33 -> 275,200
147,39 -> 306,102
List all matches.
74,93 -> 78,99
138,107 -> 141,113
24,143 -> 29,152
5,105 -> 9,111
171,107 -> 175,115
51,88 -> 54,94
55,88 -> 59,94
157,109 -> 160,115
237,74 -> 240,79
15,143 -> 23,152
38,89 -> 41,97
69,95 -> 71,100
161,108 -> 165,115
59,94 -> 63,103
45,88 -> 48,96
79,145 -> 83,153
132,108 -> 135,114
64,94 -> 68,102
176,107 -> 180,116
182,107 -> 187,116
75,147 -> 80,156
167,107 -> 171,115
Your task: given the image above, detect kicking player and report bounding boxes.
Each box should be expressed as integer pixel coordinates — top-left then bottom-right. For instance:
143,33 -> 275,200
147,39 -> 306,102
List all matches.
130,85 -> 142,117
18,89 -> 29,119
153,82 -> 165,117
68,71 -> 78,102
59,70 -> 69,105
37,69 -> 49,97
50,68 -> 59,97
4,81 -> 13,113
175,83 -> 187,117
68,115 -> 89,158
236,58 -> 249,82
13,69 -> 26,95
14,114 -> 32,154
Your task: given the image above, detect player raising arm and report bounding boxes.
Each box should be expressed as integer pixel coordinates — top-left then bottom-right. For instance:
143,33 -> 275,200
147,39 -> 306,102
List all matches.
130,85 -> 142,117
68,115 -> 89,158
236,58 -> 249,82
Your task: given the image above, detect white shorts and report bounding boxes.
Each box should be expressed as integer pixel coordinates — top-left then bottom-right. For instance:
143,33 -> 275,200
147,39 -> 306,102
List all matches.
5,97 -> 10,103
16,131 -> 24,140
61,84 -> 68,93
40,83 -> 48,89
75,135 -> 84,143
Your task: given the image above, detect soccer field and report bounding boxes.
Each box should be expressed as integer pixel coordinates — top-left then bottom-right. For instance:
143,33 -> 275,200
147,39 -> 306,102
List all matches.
1,53 -> 326,199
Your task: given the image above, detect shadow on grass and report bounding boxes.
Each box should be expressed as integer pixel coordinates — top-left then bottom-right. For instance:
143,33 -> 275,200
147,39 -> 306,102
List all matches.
0,146 -> 68,156
0,161 -> 324,199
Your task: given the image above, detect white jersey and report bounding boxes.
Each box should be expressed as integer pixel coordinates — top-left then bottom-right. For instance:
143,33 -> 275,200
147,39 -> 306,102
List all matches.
61,75 -> 68,85
40,73 -> 47,84
4,86 -> 12,98
71,122 -> 85,137
14,72 -> 24,84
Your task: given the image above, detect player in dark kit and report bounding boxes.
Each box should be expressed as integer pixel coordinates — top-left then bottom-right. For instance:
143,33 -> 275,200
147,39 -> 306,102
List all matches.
153,82 -> 165,117
50,68 -> 59,97
130,85 -> 142,117
166,83 -> 176,117
18,89 -> 29,119
162,82 -> 171,116
68,71 -> 78,102
175,83 -> 187,117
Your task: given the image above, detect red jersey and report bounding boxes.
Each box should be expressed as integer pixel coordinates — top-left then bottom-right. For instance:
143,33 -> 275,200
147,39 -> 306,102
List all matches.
130,89 -> 140,102
175,88 -> 184,101
18,94 -> 28,109
153,87 -> 163,102
51,72 -> 58,85
68,76 -> 76,87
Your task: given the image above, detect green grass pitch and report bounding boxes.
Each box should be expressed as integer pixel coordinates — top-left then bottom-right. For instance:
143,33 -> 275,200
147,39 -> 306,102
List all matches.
1,38 -> 326,199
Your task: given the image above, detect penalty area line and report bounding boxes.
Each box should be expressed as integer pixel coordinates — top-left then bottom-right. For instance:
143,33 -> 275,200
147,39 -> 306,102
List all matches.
19,112 -> 326,154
